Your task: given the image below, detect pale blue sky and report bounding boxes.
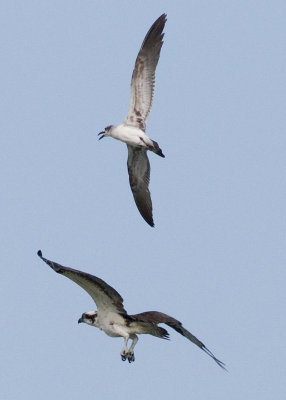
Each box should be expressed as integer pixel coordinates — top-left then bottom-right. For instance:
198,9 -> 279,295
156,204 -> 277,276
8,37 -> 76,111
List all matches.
1,1 -> 286,399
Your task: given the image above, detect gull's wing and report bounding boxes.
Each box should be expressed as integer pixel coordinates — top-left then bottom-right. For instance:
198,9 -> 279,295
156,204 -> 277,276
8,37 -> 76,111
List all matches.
37,250 -> 127,315
127,145 -> 153,227
125,13 -> 167,131
130,311 -> 226,370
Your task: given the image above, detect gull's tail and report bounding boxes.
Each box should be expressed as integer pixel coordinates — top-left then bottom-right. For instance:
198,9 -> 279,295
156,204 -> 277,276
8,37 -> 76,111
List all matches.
151,140 -> 165,157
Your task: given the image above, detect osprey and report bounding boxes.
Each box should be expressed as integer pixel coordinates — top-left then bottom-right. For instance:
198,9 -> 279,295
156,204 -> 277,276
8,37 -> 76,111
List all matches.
37,250 -> 226,369
98,14 -> 167,227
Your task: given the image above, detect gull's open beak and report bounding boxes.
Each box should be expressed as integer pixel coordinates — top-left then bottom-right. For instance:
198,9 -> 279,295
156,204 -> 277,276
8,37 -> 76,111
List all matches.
98,131 -> 105,140
78,317 -> 83,324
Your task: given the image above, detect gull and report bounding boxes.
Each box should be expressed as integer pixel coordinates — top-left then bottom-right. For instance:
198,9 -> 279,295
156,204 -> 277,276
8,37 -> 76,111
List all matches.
98,14 -> 167,227
38,250 -> 226,369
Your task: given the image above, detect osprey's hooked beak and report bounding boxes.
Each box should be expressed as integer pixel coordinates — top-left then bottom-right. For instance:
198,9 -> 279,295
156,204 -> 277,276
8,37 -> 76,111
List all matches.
78,317 -> 83,324
98,131 -> 105,140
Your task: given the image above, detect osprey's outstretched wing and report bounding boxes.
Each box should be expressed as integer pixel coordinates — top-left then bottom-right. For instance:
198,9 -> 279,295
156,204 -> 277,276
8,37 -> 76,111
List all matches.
130,311 -> 226,370
125,13 -> 167,131
37,250 -> 127,315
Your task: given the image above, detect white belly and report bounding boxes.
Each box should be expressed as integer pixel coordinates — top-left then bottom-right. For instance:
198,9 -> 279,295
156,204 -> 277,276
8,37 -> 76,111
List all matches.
101,324 -> 122,338
97,311 -> 127,338
110,124 -> 152,147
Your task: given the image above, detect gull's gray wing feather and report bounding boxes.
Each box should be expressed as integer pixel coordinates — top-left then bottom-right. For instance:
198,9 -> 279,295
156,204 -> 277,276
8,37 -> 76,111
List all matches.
37,250 -> 127,315
125,13 -> 167,131
127,145 -> 153,227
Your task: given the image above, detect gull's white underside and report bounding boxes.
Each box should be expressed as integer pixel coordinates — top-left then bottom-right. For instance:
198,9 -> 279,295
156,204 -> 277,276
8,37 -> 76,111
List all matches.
108,124 -> 153,148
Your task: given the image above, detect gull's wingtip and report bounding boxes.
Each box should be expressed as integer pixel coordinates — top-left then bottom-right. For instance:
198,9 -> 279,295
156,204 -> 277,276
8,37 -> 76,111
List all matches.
156,13 -> 167,27
145,217 -> 154,227
37,250 -> 42,258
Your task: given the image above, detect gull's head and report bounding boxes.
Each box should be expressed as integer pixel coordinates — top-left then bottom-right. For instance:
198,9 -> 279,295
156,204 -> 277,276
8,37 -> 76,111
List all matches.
78,311 -> 99,327
98,125 -> 113,140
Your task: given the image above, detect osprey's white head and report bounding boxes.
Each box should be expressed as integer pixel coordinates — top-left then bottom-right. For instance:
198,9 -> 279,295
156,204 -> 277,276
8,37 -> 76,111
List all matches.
98,125 -> 113,140
78,311 -> 99,327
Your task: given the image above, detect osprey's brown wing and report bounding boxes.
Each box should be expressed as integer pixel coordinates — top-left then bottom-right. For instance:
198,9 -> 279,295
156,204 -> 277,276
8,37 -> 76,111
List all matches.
38,250 -> 127,315
130,311 -> 226,370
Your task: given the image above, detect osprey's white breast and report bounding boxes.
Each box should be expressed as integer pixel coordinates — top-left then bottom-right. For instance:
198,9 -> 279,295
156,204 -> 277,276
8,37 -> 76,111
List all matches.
97,311 -> 127,338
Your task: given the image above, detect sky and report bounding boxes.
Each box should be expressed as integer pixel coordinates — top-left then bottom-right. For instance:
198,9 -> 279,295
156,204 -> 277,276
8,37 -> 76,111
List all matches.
1,0 -> 286,399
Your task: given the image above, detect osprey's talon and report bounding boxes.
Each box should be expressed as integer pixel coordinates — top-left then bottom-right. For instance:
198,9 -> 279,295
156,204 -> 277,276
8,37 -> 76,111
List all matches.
121,354 -> 127,361
127,352 -> 135,363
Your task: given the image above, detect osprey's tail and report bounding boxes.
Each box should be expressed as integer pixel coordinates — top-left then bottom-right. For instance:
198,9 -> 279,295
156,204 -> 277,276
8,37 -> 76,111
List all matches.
127,319 -> 169,339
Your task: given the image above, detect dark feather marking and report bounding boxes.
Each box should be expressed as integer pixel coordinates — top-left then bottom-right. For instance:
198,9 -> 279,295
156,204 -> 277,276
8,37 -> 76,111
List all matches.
125,14 -> 167,130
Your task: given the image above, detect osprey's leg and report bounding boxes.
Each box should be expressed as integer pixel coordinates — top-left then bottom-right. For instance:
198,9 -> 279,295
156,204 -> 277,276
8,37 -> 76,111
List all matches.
126,334 -> 138,363
120,335 -> 130,361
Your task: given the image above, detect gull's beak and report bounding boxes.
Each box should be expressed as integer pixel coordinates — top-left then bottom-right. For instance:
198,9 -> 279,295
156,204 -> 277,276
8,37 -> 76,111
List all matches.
78,317 -> 83,324
98,131 -> 105,140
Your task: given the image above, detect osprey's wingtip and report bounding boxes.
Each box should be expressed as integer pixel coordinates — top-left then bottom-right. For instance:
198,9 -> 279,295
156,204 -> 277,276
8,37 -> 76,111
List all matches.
37,250 -> 63,274
202,346 -> 228,371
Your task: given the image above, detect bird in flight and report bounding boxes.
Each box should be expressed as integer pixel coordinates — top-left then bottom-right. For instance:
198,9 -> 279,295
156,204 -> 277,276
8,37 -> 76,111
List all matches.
38,250 -> 226,369
98,14 -> 167,227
